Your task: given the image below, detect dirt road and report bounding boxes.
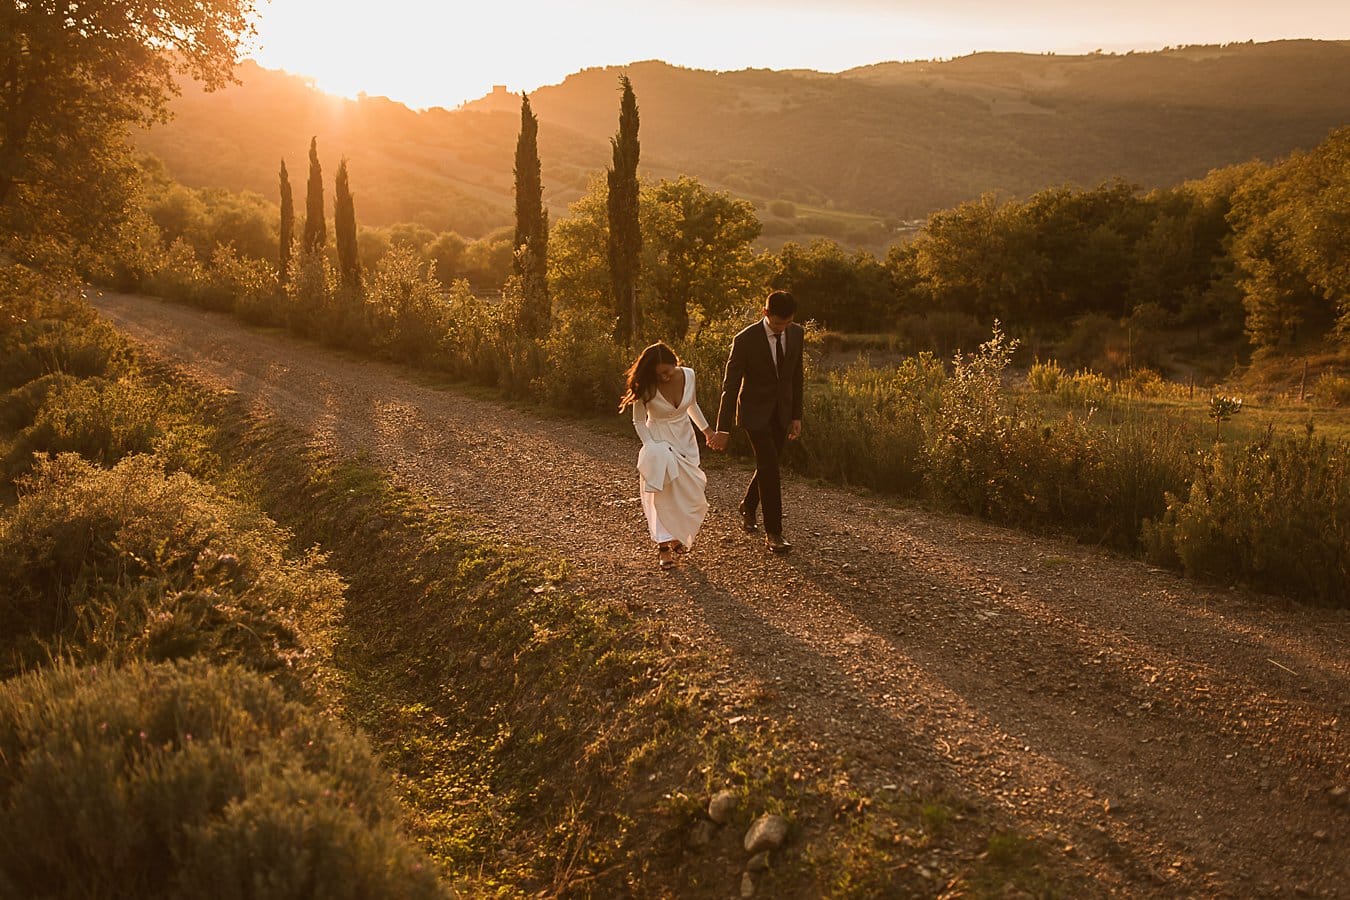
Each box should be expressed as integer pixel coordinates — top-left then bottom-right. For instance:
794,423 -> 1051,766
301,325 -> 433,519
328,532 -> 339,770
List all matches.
93,291 -> 1349,897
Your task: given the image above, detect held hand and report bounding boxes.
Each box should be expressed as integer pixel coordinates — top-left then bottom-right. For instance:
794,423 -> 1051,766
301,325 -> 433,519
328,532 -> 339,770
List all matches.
788,420 -> 802,441
707,431 -> 729,451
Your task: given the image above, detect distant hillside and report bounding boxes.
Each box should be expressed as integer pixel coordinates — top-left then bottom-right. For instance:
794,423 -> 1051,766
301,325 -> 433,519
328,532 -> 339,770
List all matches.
135,41 -> 1350,241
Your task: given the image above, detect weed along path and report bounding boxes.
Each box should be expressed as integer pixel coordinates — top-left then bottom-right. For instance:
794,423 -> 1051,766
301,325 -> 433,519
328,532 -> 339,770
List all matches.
93,290 -> 1349,897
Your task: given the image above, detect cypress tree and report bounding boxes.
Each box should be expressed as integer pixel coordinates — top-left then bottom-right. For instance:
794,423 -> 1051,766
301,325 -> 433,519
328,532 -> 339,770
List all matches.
334,157 -> 360,288
513,93 -> 550,335
303,136 -> 326,253
278,158 -> 294,284
607,75 -> 641,346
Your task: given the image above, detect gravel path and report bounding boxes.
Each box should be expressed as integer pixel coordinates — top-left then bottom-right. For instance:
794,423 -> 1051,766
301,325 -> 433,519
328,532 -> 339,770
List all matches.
94,290 -> 1349,897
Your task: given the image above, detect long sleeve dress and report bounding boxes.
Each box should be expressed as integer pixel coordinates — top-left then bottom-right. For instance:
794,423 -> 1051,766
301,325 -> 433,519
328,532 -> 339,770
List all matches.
632,367 -> 711,548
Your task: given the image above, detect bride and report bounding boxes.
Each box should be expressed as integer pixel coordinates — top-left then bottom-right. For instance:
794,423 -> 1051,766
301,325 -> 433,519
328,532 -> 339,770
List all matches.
620,342 -> 716,569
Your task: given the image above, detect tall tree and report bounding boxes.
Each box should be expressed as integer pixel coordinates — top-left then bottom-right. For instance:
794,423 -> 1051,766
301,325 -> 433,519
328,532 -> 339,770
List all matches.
606,75 -> 641,346
513,93 -> 550,335
334,157 -> 360,287
0,0 -> 256,254
303,137 -> 326,253
278,159 -> 294,284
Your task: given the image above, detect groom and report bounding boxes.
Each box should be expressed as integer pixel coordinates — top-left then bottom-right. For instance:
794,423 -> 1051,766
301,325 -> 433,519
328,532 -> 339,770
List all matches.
709,290 -> 804,553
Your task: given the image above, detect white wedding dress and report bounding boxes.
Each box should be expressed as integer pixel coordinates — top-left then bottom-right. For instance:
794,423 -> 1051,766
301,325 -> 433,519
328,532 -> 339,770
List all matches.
632,367 -> 711,549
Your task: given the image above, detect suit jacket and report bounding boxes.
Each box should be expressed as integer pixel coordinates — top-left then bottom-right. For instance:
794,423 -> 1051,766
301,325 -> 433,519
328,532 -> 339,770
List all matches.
715,320 -> 804,432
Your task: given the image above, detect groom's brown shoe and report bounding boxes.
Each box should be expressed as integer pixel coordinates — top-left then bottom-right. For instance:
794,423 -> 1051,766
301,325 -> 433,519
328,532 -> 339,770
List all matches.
765,533 -> 792,554
738,501 -> 758,533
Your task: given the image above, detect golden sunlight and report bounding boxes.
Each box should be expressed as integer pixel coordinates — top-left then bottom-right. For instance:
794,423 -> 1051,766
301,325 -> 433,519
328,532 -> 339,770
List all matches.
248,0 -> 1350,110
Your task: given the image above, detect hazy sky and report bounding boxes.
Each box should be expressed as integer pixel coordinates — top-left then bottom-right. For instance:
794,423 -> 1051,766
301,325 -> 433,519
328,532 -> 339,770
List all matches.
249,1 -> 1350,109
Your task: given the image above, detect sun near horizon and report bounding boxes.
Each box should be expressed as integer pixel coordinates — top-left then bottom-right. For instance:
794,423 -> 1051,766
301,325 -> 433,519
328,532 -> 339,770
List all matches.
248,0 -> 1350,111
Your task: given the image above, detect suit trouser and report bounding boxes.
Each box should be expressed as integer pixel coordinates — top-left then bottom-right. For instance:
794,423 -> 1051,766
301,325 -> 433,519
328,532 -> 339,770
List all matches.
743,416 -> 789,535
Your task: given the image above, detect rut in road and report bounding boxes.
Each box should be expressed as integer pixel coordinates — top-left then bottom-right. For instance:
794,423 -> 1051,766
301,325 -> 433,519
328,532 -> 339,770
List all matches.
94,290 -> 1350,897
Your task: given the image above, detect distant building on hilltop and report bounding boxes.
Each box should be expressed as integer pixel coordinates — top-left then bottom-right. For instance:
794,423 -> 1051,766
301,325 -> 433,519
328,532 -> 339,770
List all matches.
467,84 -> 518,112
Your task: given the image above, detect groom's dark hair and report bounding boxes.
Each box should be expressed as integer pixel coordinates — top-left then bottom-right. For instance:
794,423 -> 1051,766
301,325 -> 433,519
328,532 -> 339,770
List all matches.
765,290 -> 797,318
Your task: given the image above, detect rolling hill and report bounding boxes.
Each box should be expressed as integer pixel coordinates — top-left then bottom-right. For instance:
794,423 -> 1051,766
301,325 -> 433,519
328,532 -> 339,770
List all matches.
134,40 -> 1350,242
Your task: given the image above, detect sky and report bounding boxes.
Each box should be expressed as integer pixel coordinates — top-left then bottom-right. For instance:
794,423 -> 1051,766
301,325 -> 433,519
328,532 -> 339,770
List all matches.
248,0 -> 1350,110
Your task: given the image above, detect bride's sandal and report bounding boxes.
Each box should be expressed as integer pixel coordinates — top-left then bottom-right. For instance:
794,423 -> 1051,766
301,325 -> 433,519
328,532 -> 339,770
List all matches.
672,540 -> 688,555
657,542 -> 676,570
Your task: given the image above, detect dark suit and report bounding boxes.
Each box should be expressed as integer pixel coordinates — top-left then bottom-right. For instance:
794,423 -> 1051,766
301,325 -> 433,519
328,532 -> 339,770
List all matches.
715,319 -> 805,535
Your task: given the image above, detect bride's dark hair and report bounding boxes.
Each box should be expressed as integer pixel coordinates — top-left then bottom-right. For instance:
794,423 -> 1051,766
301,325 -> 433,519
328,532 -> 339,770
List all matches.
619,342 -> 679,411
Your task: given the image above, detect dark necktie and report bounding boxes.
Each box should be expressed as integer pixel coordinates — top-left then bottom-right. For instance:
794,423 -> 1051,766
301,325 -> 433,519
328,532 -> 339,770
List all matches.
774,331 -> 784,377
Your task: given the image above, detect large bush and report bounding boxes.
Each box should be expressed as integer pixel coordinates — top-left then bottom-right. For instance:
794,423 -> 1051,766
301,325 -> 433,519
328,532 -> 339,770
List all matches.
0,660 -> 445,900
283,251 -> 367,350
1144,430 -> 1349,604
923,327 -> 1197,546
0,315 -> 133,393
365,246 -> 452,365
0,373 -> 73,433
797,354 -> 944,495
536,306 -> 628,414
0,454 -> 340,687
440,281 -> 511,384
925,324 -> 1022,515
3,376 -> 218,481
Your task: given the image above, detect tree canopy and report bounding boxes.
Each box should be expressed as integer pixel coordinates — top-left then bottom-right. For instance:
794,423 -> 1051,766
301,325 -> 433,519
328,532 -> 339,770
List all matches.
1,0 -> 258,257
551,174 -> 768,340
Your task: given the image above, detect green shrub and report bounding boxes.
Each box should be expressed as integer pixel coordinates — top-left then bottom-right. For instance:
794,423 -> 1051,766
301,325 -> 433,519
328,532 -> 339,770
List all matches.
1026,358 -> 1064,394
988,412 -> 1195,547
283,251 -> 368,349
1055,312 -> 1121,371
365,246 -> 451,365
1089,411 -> 1198,548
0,660 -> 445,900
1313,370 -> 1350,406
1143,430 -> 1349,605
1118,367 -> 1181,399
142,237 -> 209,306
923,327 -> 1199,546
925,323 -> 1021,515
145,240 -> 276,316
429,276 -> 569,401
0,373 -> 74,433
672,303 -> 762,411
798,354 -> 944,495
0,316 -> 133,392
1,263 -> 87,340
1059,368 -> 1112,408
0,454 -> 340,686
211,244 -> 281,325
4,376 -> 217,480
441,281 -> 511,384
536,306 -> 627,414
